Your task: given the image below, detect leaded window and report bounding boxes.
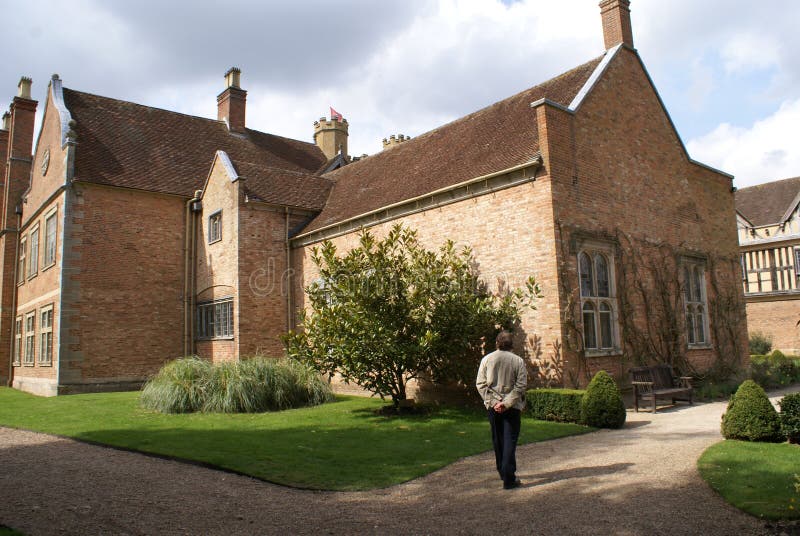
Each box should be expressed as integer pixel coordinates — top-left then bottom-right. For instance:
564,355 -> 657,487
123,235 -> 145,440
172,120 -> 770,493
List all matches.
23,312 -> 35,365
683,262 -> 708,346
39,305 -> 53,366
197,298 -> 234,339
208,211 -> 222,244
44,212 -> 57,267
578,248 -> 618,351
29,226 -> 39,278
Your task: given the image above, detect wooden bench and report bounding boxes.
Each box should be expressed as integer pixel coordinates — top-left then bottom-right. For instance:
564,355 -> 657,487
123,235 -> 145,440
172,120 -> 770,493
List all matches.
629,364 -> 693,413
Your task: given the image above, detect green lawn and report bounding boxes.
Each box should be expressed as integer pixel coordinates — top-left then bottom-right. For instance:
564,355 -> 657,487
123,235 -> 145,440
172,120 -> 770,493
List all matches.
0,388 -> 589,491
698,440 -> 800,520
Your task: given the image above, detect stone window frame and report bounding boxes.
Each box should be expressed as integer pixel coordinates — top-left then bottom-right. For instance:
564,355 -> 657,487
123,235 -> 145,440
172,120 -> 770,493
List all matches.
682,258 -> 710,348
17,235 -> 26,286
39,304 -> 54,366
196,297 -> 234,340
12,316 -> 22,366
577,240 -> 621,356
43,209 -> 58,270
23,311 -> 35,366
28,223 -> 39,280
795,247 -> 800,286
208,210 -> 222,244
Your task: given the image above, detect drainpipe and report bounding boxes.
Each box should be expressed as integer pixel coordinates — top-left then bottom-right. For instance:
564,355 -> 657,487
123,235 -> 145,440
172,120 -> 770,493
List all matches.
7,206 -> 21,387
183,191 -> 201,356
285,207 -> 293,332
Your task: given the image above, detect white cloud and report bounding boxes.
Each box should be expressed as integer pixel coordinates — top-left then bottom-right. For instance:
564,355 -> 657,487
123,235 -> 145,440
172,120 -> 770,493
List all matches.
687,99 -> 800,188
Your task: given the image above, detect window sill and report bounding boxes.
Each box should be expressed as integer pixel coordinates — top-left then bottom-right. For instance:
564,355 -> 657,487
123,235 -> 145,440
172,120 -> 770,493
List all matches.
196,337 -> 234,342
585,348 -> 623,358
37,361 -> 53,367
687,344 -> 712,351
42,262 -> 56,273
208,238 -> 222,245
22,362 -> 35,367
27,273 -> 38,281
12,362 -> 21,367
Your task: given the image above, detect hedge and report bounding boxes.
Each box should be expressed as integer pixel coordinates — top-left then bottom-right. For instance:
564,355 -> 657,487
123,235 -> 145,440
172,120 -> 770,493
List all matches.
527,388 -> 585,423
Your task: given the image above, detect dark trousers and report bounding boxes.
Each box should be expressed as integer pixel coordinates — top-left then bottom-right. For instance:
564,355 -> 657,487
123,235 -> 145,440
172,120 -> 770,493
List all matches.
488,407 -> 521,486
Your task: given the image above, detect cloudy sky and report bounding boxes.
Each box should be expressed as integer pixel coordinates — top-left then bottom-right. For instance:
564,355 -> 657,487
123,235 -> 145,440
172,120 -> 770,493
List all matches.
4,0 -> 799,188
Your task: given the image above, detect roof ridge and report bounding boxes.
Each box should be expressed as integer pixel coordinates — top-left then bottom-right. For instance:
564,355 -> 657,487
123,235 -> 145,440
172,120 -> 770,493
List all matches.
325,54 -> 604,178
234,158 -> 333,181
736,175 -> 800,192
61,87 -> 319,149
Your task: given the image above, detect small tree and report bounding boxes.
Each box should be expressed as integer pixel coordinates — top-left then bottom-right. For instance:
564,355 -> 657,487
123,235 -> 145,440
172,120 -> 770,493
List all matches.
284,224 -> 540,408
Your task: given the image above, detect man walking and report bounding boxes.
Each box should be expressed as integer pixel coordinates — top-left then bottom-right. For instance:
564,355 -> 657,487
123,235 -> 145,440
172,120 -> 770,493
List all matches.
476,330 -> 527,490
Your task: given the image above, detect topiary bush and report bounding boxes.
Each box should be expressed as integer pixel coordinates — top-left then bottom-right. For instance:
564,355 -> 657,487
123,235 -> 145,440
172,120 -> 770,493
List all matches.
721,380 -> 784,442
140,356 -> 334,414
748,331 -> 772,356
750,351 -> 800,389
779,393 -> 800,444
527,388 -> 585,423
580,371 -> 626,429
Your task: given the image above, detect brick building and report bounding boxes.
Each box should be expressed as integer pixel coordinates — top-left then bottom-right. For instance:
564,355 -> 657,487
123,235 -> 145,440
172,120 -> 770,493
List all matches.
736,177 -> 800,354
2,0 -> 747,396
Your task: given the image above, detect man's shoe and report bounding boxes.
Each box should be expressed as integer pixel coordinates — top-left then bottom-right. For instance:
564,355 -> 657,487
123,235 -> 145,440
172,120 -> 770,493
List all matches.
503,478 -> 522,490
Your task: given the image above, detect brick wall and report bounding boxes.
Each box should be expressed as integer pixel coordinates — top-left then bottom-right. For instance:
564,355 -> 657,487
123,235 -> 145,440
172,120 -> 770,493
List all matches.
548,47 -> 748,380
195,158 -> 239,362
58,183 -> 186,389
746,298 -> 800,354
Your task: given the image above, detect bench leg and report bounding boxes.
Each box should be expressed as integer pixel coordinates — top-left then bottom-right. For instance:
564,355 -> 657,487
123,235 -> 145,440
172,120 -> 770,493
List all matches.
652,397 -> 657,414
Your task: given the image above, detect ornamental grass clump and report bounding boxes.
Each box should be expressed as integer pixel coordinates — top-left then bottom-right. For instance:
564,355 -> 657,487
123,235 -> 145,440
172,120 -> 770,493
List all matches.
580,370 -> 626,429
721,380 -> 784,442
140,356 -> 333,414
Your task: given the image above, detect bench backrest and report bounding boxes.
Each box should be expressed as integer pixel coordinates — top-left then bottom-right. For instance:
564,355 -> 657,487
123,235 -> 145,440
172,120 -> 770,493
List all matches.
629,364 -> 677,392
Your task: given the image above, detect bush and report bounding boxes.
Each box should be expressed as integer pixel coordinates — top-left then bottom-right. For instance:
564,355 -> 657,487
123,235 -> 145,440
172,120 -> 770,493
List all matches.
749,331 -> 773,355
140,357 -> 213,413
527,388 -> 585,423
580,371 -> 626,429
779,393 -> 800,444
750,351 -> 800,389
721,380 -> 784,442
140,356 -> 334,414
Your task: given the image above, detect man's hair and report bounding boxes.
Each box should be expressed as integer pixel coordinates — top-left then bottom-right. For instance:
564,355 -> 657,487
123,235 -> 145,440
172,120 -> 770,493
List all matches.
496,330 -> 514,351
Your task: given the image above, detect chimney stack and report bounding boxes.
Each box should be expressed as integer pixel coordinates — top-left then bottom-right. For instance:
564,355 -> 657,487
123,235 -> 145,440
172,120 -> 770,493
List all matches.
17,77 -> 32,99
313,115 -> 348,161
1,113 -> 9,131
217,67 -> 247,133
599,0 -> 634,50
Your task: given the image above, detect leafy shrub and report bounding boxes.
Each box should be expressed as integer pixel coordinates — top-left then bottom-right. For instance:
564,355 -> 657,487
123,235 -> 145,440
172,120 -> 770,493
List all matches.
580,371 -> 626,429
140,356 -> 334,414
694,379 -> 741,401
748,331 -> 773,355
779,393 -> 800,444
721,380 -> 784,442
750,352 -> 800,389
527,388 -> 585,423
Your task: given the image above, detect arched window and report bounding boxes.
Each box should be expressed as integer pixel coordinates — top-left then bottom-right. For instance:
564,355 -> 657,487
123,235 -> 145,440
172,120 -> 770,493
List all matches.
578,246 -> 618,353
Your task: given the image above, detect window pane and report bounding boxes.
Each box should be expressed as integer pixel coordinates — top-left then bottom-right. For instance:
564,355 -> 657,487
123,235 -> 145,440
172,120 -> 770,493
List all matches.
582,303 -> 596,350
579,253 -> 594,297
29,229 -> 39,276
695,308 -> 705,343
683,266 -> 691,301
686,311 -> 695,344
692,267 -> 702,302
595,254 -> 609,297
45,215 -> 57,266
599,302 -> 612,349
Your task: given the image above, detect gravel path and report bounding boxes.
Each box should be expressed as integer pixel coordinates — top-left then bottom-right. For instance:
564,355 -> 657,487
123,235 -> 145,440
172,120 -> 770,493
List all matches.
1,387 -> 798,536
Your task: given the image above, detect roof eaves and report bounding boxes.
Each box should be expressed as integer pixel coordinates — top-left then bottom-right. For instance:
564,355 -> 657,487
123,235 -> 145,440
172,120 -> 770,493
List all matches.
780,189 -> 800,224
217,150 -> 240,182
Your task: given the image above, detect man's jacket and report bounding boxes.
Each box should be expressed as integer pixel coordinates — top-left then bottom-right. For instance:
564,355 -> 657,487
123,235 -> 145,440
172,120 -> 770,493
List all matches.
475,350 -> 527,411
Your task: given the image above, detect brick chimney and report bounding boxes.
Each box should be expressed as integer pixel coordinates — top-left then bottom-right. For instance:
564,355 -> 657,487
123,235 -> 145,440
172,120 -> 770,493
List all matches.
313,115 -> 348,161
217,67 -> 247,133
599,0 -> 634,50
4,77 -> 37,227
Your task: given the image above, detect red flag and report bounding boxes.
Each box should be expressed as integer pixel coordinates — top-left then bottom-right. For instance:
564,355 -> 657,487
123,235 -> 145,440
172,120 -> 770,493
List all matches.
330,107 -> 343,122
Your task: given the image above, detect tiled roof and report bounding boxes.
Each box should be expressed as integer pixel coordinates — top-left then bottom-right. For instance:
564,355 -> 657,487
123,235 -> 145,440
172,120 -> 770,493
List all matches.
303,55 -> 604,234
735,176 -> 800,226
233,159 -> 334,211
62,89 -> 327,197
